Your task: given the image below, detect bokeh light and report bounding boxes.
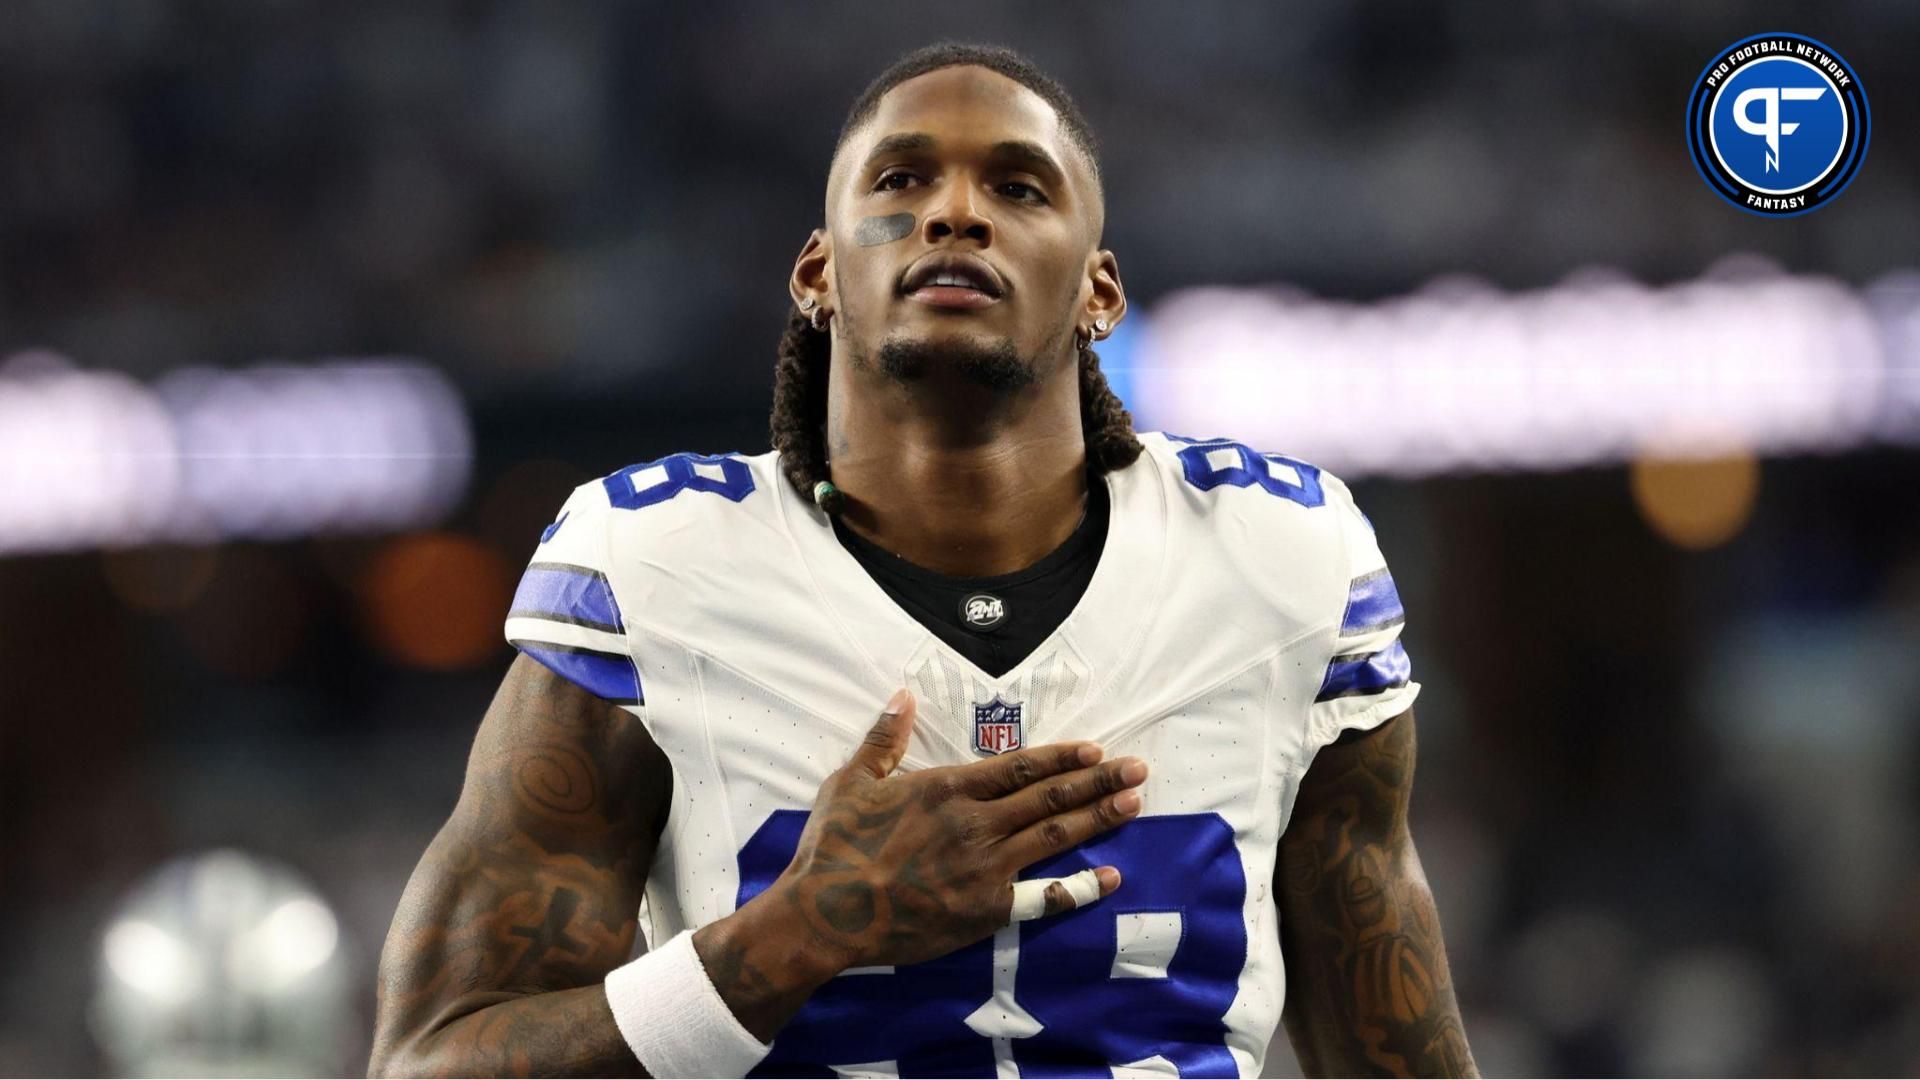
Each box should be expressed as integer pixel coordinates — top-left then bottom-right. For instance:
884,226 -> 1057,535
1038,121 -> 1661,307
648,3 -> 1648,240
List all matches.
0,354 -> 471,554
103,919 -> 201,1006
1629,451 -> 1762,550
227,898 -> 340,991
91,850 -> 351,1076
359,532 -> 513,670
1135,257 -> 1902,478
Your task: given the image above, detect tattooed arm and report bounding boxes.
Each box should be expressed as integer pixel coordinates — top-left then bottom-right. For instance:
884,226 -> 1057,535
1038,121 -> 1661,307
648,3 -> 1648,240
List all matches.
370,653 -> 676,1077
1277,709 -> 1478,1078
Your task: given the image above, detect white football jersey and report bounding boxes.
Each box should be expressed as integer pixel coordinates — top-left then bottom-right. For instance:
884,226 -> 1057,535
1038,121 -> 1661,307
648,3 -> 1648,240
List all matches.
504,432 -> 1419,1078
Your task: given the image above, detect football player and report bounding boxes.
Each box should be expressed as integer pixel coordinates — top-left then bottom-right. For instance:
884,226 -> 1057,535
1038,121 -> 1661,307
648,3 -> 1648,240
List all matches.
372,42 -> 1476,1078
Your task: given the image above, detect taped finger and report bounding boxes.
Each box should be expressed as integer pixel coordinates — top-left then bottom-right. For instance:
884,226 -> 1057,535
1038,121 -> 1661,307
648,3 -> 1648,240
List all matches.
1008,867 -> 1105,923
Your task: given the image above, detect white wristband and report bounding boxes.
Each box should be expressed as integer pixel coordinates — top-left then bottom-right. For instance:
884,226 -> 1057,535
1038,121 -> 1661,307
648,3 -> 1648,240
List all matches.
603,929 -> 773,1078
1008,868 -> 1105,923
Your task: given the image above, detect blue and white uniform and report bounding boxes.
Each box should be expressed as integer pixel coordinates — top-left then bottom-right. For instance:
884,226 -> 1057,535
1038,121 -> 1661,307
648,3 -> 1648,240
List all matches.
505,432 -> 1420,1078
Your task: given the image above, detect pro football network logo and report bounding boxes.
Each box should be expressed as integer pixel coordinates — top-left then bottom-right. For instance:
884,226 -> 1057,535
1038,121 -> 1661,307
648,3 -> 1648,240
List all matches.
973,695 -> 1023,755
1686,33 -> 1869,217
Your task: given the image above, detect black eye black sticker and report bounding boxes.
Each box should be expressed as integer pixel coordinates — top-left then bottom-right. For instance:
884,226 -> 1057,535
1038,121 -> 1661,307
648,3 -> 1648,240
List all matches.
854,212 -> 915,247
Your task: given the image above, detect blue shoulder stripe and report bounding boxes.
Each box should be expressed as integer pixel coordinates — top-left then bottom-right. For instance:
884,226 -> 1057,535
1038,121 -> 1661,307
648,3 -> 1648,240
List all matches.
1315,640 -> 1411,702
512,641 -> 643,706
1340,568 -> 1405,637
509,562 -> 623,634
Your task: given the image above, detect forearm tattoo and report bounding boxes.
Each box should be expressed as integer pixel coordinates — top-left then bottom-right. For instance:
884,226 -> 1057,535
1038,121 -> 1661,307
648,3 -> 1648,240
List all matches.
1278,712 -> 1478,1078
370,657 -> 670,1077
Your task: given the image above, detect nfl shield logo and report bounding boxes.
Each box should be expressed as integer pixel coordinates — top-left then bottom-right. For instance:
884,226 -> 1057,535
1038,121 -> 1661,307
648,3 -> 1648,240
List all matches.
973,695 -> 1024,755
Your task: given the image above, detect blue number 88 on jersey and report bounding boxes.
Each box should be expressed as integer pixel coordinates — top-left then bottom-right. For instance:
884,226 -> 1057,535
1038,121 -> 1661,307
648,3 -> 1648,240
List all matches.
735,813 -> 1248,1077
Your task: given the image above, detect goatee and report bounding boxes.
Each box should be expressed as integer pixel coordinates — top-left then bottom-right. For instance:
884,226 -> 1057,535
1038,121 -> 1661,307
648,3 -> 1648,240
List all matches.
873,332 -> 1039,393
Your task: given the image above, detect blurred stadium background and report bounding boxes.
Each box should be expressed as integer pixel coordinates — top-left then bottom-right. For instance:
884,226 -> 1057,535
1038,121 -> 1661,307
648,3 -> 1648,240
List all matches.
2,2 -> 1917,1075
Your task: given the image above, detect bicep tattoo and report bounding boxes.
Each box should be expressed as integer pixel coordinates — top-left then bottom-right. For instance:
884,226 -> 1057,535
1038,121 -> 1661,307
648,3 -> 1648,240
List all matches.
1278,712 -> 1477,1078
371,656 -> 670,1076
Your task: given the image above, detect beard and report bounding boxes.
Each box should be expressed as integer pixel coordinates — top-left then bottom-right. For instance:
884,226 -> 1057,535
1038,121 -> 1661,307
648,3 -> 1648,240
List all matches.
868,328 -> 1041,393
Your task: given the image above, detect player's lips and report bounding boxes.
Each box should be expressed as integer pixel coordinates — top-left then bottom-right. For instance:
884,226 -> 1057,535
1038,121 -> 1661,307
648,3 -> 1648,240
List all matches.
900,253 -> 1005,309
905,285 -> 1001,309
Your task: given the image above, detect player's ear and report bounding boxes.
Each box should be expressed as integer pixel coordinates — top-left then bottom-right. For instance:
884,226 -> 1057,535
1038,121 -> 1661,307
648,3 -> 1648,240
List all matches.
790,227 -> 831,311
1083,248 -> 1126,338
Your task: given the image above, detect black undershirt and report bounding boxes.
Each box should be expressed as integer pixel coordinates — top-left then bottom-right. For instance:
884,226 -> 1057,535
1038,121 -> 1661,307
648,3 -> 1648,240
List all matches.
832,479 -> 1111,678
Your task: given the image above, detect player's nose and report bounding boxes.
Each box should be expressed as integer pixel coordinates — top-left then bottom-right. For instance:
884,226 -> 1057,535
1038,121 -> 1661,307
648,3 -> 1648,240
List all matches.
921,176 -> 993,246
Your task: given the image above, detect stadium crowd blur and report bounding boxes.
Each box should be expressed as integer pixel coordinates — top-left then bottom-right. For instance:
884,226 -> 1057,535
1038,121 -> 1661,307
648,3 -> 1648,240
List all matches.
2,2 -> 1918,1075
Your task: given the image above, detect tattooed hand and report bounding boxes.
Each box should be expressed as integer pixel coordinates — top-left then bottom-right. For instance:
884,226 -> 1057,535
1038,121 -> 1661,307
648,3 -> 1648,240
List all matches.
691,687 -> 1146,1037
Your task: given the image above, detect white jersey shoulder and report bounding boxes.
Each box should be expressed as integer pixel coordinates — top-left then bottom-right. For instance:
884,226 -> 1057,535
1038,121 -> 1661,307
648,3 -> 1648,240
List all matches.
1133,431 -> 1418,746
502,449 -> 789,714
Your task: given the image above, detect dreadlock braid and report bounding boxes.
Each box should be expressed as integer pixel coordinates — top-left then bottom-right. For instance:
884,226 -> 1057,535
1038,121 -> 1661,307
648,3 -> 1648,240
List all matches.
1078,337 -> 1145,475
767,301 -> 1143,515
769,303 -> 845,514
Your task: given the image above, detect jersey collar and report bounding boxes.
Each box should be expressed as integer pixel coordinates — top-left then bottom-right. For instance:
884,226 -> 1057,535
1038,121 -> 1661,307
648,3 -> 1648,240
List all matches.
773,451 -> 1170,736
